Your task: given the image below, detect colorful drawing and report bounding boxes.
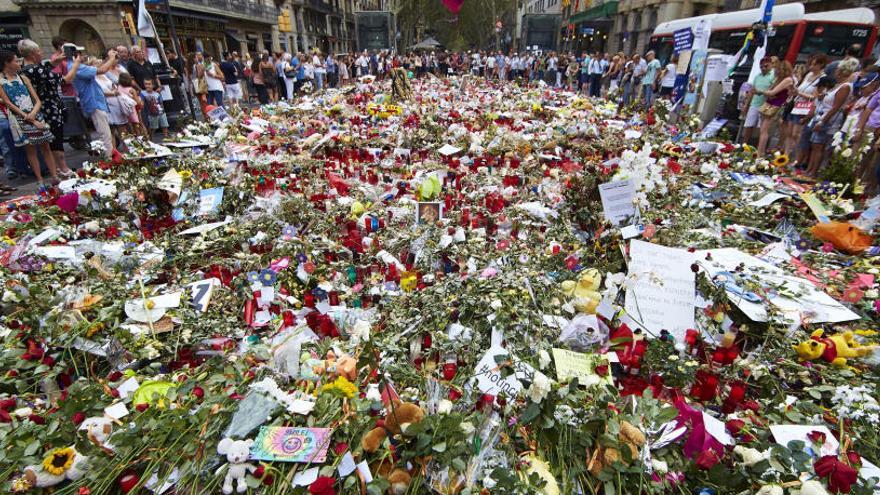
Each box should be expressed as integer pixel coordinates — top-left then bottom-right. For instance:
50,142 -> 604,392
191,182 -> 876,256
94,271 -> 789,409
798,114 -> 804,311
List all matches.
251,427 -> 332,463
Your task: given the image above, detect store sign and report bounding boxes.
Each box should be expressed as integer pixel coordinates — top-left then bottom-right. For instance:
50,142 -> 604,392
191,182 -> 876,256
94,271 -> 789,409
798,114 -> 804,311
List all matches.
580,26 -> 595,35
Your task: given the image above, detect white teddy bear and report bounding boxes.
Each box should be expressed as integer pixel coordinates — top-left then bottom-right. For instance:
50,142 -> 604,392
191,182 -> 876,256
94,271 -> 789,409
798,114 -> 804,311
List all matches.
22,447 -> 88,488
78,416 -> 115,452
216,437 -> 256,494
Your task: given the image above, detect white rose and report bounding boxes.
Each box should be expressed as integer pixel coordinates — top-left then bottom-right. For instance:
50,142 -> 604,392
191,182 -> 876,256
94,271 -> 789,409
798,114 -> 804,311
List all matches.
437,399 -> 453,415
351,319 -> 371,343
866,289 -> 878,299
841,148 -> 853,158
798,480 -> 831,495
527,372 -> 553,403
365,384 -> 382,402
651,458 -> 668,474
538,350 -> 551,370
756,485 -> 783,495
733,445 -> 766,466
460,422 -> 475,435
490,299 -> 502,310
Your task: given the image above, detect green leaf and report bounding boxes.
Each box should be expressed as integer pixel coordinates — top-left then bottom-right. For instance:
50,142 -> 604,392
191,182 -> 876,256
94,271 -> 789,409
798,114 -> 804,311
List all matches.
24,439 -> 40,456
520,402 -> 541,424
603,481 -> 616,495
432,442 -> 446,453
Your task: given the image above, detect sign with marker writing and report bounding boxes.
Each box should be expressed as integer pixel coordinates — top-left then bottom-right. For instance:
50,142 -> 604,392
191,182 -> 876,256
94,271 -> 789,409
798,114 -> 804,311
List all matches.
625,240 -> 695,339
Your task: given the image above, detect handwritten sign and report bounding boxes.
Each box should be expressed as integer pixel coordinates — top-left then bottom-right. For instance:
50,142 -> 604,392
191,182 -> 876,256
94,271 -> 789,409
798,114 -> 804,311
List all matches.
472,346 -> 535,397
551,349 -> 613,385
598,179 -> 637,226
190,278 -> 219,312
197,187 -> 224,216
251,426 -> 332,463
625,240 -> 695,339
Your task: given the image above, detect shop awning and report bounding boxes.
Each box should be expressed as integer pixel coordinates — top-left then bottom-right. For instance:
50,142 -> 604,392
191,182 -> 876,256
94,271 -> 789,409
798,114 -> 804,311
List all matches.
568,1 -> 618,24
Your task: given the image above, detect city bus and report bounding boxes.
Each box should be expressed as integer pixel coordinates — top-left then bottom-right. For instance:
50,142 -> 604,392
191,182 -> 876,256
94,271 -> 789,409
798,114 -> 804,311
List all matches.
648,4 -> 878,65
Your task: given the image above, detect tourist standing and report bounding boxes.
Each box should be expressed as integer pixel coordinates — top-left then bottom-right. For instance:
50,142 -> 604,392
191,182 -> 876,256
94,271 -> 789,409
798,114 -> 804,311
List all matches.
18,39 -> 74,176
0,49 -> 60,186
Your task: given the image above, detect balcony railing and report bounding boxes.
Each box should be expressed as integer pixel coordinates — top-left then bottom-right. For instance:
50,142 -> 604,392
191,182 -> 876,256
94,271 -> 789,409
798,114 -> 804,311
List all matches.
170,0 -> 279,24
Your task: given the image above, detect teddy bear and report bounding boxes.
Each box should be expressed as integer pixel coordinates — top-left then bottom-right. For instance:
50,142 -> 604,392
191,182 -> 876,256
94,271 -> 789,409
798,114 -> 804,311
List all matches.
21,447 -> 89,489
561,269 -> 602,314
78,416 -> 115,453
587,421 -> 646,477
793,329 -> 877,368
302,350 -> 358,382
216,437 -> 257,494
362,400 -> 426,494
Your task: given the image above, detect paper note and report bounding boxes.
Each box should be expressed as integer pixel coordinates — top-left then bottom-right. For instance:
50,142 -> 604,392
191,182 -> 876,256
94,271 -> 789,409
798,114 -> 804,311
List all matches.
190,278 -> 219,312
749,192 -> 789,207
292,467 -> 319,486
770,424 -> 838,457
625,240 -> 696,339
117,377 -> 140,400
437,144 -> 461,156
337,451 -> 357,477
207,106 -> 231,123
702,412 -> 734,445
104,402 -> 129,420
356,461 -> 373,483
696,248 -> 858,324
157,169 -> 182,198
197,187 -> 224,216
551,348 -> 613,385
179,217 -> 232,235
251,426 -> 332,463
598,179 -> 637,226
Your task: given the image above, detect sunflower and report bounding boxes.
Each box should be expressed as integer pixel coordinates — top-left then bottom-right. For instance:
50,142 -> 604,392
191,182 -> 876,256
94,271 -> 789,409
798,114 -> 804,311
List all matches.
742,144 -> 756,155
42,447 -> 75,476
320,376 -> 358,398
772,153 -> 790,167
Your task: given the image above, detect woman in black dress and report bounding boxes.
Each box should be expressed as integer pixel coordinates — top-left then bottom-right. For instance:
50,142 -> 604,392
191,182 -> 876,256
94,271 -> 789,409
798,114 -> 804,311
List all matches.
18,39 -> 74,177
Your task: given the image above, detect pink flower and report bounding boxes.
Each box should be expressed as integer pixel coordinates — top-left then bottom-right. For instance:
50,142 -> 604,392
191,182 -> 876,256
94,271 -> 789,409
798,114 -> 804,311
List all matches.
821,242 -> 834,253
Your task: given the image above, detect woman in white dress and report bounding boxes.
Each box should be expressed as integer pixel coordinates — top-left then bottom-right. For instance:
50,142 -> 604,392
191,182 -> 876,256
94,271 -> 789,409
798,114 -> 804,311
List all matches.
93,58 -> 126,147
283,53 -> 295,100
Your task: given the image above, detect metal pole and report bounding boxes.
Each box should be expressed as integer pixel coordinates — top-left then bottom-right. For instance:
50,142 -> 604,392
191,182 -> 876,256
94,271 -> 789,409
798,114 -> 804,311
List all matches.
163,0 -> 196,120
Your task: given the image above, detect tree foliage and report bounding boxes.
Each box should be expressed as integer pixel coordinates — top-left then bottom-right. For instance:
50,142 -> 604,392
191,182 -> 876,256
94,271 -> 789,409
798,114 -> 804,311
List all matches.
396,0 -> 518,51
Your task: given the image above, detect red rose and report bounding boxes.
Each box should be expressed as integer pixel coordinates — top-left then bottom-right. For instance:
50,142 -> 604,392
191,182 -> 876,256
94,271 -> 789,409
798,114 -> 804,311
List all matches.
28,414 -> 45,424
107,371 -> 123,382
0,398 -> 16,410
333,442 -> 350,456
72,412 -> 86,425
192,386 -> 205,399
695,450 -> 721,470
807,430 -> 827,446
814,455 -> 859,493
252,465 -> 265,478
135,403 -> 149,412
41,355 -> 56,367
845,451 -> 861,469
725,419 -> 746,436
309,476 -> 336,495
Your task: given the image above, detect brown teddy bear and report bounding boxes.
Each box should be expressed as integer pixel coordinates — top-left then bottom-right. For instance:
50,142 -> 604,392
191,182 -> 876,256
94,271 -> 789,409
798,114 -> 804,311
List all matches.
587,420 -> 646,477
361,400 -> 425,495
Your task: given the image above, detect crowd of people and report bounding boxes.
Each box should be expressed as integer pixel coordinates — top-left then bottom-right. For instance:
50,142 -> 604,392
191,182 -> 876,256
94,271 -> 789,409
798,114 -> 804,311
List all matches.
2,37 -> 880,195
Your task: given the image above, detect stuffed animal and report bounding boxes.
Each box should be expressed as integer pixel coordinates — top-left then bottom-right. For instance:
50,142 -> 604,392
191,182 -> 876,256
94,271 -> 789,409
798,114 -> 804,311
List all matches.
561,269 -> 602,314
362,401 -> 426,494
79,416 -> 115,452
308,350 -> 358,382
793,329 -> 877,368
21,447 -> 88,489
216,438 -> 257,494
587,421 -> 646,477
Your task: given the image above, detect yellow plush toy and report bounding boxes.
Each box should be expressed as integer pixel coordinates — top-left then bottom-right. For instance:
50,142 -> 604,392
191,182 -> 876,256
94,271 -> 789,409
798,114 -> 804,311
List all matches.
793,329 -> 877,368
561,269 -> 602,314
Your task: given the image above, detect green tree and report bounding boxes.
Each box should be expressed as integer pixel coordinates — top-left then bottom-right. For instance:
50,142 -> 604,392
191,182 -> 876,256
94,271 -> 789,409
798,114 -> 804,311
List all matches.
396,0 -> 517,51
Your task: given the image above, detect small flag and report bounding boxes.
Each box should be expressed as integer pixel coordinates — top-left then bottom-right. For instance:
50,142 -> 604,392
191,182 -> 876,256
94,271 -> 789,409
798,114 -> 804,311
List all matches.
137,0 -> 156,38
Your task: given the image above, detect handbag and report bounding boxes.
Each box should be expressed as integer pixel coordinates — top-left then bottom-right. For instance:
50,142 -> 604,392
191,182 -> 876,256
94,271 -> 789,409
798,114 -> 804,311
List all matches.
759,102 -> 781,119
283,68 -> 296,79
10,113 -> 52,146
196,77 -> 208,95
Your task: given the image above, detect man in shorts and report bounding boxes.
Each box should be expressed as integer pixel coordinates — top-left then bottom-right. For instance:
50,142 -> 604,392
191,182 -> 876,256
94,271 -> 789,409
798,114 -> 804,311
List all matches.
741,57 -> 775,145
220,52 -> 242,106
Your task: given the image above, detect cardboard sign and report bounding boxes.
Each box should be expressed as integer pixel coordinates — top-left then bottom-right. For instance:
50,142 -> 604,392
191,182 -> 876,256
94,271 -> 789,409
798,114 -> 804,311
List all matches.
625,240 -> 696,339
598,179 -> 637,226
190,278 -> 220,312
251,426 -> 332,463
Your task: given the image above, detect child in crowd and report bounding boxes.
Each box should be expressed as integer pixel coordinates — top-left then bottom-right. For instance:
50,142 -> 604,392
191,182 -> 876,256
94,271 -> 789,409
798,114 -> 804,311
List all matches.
117,73 -> 148,138
140,79 -> 168,140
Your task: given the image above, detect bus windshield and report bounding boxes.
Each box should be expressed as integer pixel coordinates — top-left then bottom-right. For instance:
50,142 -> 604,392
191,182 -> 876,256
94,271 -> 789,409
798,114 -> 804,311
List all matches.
648,36 -> 675,65
801,23 -> 871,58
